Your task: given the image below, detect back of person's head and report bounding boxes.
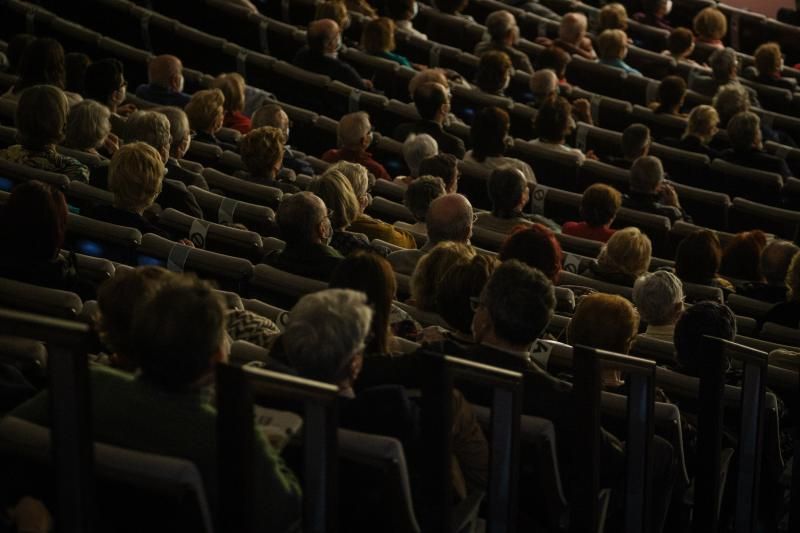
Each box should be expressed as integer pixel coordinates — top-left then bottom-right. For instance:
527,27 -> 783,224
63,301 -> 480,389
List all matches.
315,1 -> 350,30
147,55 -> 183,89
65,99 -> 111,151
403,134 -> 439,177
597,29 -> 628,61
761,240 -> 800,286
657,75 -> 687,112
530,69 -> 559,102
308,19 -> 341,54
475,51 -> 513,94
630,155 -> 664,194
712,83 -> 750,127
642,0 -> 669,15
211,72 -> 246,114
277,191 -> 326,244
6,34 -> 36,75
727,111 -> 761,152
16,85 -> 69,150
580,183 -> 621,228
284,289 -> 373,384
185,88 -> 225,133
786,252 -> 800,302
153,106 -> 191,158
708,47 -> 737,81
567,293 -> 639,353
16,37 -> 65,92
386,0 -> 417,21
487,167 -> 527,215
470,106 -> 510,161
435,0 -> 468,14
621,123 -> 651,160
0,180 -> 66,263
720,230 -> 767,281
338,111 -> 371,149
534,95 -> 572,143
633,270 -> 684,326
404,175 -> 446,222
534,46 -> 571,79
485,10 -> 517,42
362,17 -> 397,54
754,42 -> 783,77
124,110 -> 172,160
598,3 -> 628,32
251,103 -> 286,131
65,52 -> 91,95
97,266 -> 175,367
479,259 -> 555,345
240,126 -> 285,177
132,275 -> 228,390
413,82 -> 450,121
436,254 -> 498,336
559,12 -> 588,44
693,7 -> 728,41
426,193 -> 473,244
330,251 -> 396,355
308,169 -> 360,229
675,229 -> 722,283
498,223 -> 563,282
329,160 -> 371,200
418,153 -> 459,192
408,68 -> 449,100
684,104 -> 719,140
411,241 -> 475,311
83,58 -> 124,104
674,301 -> 736,376
109,142 -> 165,212
667,27 -> 695,57
598,227 -> 652,278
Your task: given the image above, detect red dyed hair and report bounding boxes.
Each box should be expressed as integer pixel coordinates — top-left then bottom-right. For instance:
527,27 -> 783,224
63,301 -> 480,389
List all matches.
498,223 -> 563,283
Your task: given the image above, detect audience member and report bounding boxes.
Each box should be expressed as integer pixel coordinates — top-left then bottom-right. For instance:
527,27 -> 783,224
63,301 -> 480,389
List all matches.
7,38 -> 81,105
211,72 -> 251,134
251,103 -> 314,176
498,223 -> 563,282
239,126 -> 301,193
674,301 -> 737,376
474,10 -> 533,73
598,3 -> 629,32
185,88 -> 234,150
611,122 -> 651,168
633,0 -> 673,30
315,1 -> 351,34
633,270 -> 685,342
721,111 -> 792,178
712,83 -> 750,128
742,240 -> 800,302
64,99 -> 117,157
4,33 -> 35,75
693,7 -> 727,49
651,75 -> 687,116
532,95 -> 586,162
475,167 -> 557,233
153,105 -> 210,189
753,42 -> 796,91
528,69 -> 559,107
466,107 -> 535,182
674,229 -> 733,291
534,45 -> 572,87
362,17 -> 414,68
411,241 -> 476,311
389,193 -> 473,274
562,183 -> 621,243
597,29 -> 641,75
387,0 -> 427,40
763,251 -> 800,328
322,111 -> 390,181
434,255 -> 498,344
135,54 -> 191,107
400,133 -> 438,182
83,58 -> 136,129
475,51 -> 513,96
625,155 -> 689,223
293,19 -> 370,90
691,48 -> 760,106
664,27 -> 698,64
546,12 -> 596,60
64,52 -> 91,95
435,0 -> 473,20
403,175 -> 446,234
418,153 -> 460,192
674,104 -> 721,157
582,227 -> 651,286
720,230 -> 768,283
264,191 -> 344,281
394,82 -> 466,157
0,85 -> 89,182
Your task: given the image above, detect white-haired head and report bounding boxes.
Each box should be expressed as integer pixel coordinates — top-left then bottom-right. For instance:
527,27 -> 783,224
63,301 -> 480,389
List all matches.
403,133 -> 439,177
633,270 -> 684,326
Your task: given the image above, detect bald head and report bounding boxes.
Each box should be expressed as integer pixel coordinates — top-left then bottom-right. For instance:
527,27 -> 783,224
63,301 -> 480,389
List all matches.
148,55 -> 183,91
308,19 -> 341,55
427,193 -> 473,244
560,12 -> 588,44
530,69 -> 558,102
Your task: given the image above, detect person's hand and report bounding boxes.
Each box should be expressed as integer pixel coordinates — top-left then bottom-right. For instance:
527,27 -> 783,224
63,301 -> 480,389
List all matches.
585,149 -> 599,161
362,79 -> 374,91
417,325 -> 447,344
117,102 -> 137,117
12,497 -> 52,533
179,238 -> 196,248
660,182 -> 681,207
102,132 -> 120,155
571,98 -> 592,124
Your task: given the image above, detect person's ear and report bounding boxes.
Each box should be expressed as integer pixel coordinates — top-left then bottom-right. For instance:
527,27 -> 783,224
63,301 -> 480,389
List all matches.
349,354 -> 363,383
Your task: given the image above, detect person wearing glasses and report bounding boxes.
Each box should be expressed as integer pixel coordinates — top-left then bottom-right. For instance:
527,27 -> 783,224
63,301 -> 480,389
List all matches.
322,111 -> 390,182
474,10 -> 533,74
251,103 -> 314,177
83,58 -> 136,134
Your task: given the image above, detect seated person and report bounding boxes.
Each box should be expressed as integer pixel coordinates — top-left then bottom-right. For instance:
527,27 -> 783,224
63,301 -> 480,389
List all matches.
713,83 -> 794,148
251,103 -> 314,176
387,0 -> 428,41
663,27 -> 699,65
315,0 -> 351,37
498,224 -> 563,283
185,89 -> 236,151
293,19 -> 371,90
135,54 -> 191,107
346,0 -> 377,18
581,227 -> 651,286
650,75 -> 687,116
361,17 -> 414,68
740,240 -> 799,303
596,29 -> 641,75
434,0 -> 474,21
633,271 -> 685,342
403,175 -> 446,235
83,58 -> 136,134
64,99 -> 118,160
393,82 -> 466,158
239,127 -> 301,194
474,10 -> 533,74
211,72 -> 251,134
322,111 -> 390,181
633,0 -> 673,30
562,183 -> 621,243
670,104 -> 721,157
389,193 -> 473,275
398,133 -> 439,184
465,107 -> 536,183
752,42 -> 796,91
598,3 -> 629,33
690,48 -> 760,107
609,123 -> 651,169
674,301 -> 738,377
411,242 -> 476,312
0,85 -> 89,182
528,68 -> 559,108
531,95 -> 587,162
674,229 -> 734,292
153,105 -> 210,189
534,45 -> 573,89
693,7 -> 727,49
475,51 -> 513,97
539,12 -> 596,60
624,155 -> 689,223
720,230 -> 768,285
418,153 -> 459,193
263,191 -> 344,281
11,275 -> 303,531
4,37 -> 82,106
475,167 -> 556,233
720,111 -> 793,179
762,250 -> 800,328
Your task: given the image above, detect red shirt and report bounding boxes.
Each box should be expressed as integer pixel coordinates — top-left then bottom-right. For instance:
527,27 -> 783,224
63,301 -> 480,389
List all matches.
562,221 -> 616,243
224,111 -> 252,134
321,148 -> 391,181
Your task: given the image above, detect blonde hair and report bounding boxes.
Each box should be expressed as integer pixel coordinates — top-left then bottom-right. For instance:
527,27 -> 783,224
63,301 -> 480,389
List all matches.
598,3 -> 628,32
239,126 -> 285,178
693,7 -> 727,41
411,241 -> 476,311
597,29 -> 628,60
65,99 -> 111,151
684,104 -> 719,141
329,160 -> 370,198
109,142 -> 164,212
754,42 -> 782,77
185,88 -> 225,132
211,72 -> 246,114
597,226 -> 652,278
786,251 -> 800,301
362,17 -> 396,54
310,169 -> 361,229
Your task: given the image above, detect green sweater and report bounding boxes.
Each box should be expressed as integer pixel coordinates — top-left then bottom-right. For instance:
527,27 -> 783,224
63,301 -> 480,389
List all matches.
10,365 -> 302,532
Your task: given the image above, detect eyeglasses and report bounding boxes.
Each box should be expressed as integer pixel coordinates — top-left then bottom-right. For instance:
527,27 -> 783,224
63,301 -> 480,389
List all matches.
472,212 -> 479,224
469,296 -> 483,312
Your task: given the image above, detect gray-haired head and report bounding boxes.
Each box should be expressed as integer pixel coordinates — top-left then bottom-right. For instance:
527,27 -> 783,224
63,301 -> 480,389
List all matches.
712,83 -> 750,127
630,155 -> 664,194
153,106 -> 191,159
426,193 -> 473,244
124,109 -> 172,163
708,47 -> 737,83
404,175 -> 446,222
65,99 -> 111,152
485,10 -> 517,43
529,69 -> 558,102
633,270 -> 684,326
403,133 -> 439,177
284,289 -> 373,386
727,111 -> 761,152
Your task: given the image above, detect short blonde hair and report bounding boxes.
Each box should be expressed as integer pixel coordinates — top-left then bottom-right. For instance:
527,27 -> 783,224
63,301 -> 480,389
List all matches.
211,72 -> 246,114
329,160 -> 370,198
567,293 -> 640,354
754,42 -> 782,77
185,88 -> 225,132
310,169 -> 361,228
786,251 -> 800,301
597,29 -> 628,60
109,142 -> 164,212
411,241 -> 476,311
597,226 -> 652,278
239,126 -> 285,177
598,3 -> 628,32
684,104 -> 719,140
65,99 -> 111,151
338,111 -> 371,149
362,17 -> 396,54
693,7 -> 727,41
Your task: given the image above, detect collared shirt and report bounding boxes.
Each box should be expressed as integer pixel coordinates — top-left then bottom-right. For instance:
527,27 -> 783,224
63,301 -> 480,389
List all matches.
644,324 -> 676,343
